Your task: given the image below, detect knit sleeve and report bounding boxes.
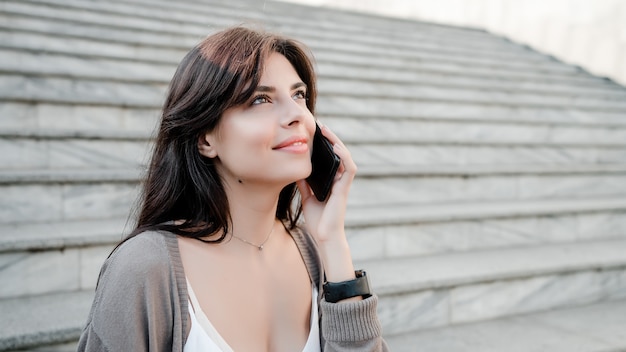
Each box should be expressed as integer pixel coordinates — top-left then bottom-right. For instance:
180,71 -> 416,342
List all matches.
290,226 -> 389,351
77,232 -> 186,352
320,295 -> 390,351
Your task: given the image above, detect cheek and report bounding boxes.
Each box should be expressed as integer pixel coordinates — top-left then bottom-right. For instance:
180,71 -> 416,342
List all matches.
218,121 -> 274,163
221,115 -> 274,147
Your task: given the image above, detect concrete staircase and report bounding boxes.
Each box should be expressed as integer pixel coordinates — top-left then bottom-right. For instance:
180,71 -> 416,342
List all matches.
1,0 -> 626,350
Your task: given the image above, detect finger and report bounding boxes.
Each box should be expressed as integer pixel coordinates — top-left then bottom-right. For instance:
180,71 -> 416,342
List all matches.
319,125 -> 346,148
332,143 -> 357,176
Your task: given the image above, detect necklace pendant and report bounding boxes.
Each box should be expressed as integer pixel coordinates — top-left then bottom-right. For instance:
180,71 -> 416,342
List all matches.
258,245 -> 264,251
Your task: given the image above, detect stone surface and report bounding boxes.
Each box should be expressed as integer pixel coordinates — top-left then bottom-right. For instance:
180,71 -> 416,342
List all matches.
348,211 -> 626,260
0,139 -> 149,170
361,239 -> 626,295
0,244 -> 112,299
0,218 -> 128,252
0,102 -> 160,132
324,116 -> 626,146
0,250 -> 80,299
0,183 -> 139,223
349,174 -> 626,207
449,269 -> 626,324
377,267 -> 626,336
7,45 -> 626,112
377,290 -> 450,335
345,197 -> 626,228
0,290 -> 93,351
385,299 -> 626,352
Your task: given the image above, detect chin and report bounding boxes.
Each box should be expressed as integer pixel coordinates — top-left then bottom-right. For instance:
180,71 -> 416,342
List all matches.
286,169 -> 312,186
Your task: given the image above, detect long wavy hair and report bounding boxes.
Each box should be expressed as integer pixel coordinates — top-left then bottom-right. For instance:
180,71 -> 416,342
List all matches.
129,26 -> 317,242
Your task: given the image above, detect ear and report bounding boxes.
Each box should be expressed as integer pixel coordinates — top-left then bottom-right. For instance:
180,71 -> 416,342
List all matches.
198,133 -> 218,158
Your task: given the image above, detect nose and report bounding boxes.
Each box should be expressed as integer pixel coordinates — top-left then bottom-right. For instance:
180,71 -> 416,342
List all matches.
280,95 -> 309,127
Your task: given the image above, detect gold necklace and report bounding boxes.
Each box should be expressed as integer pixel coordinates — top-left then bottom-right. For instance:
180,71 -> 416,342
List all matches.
231,223 -> 274,251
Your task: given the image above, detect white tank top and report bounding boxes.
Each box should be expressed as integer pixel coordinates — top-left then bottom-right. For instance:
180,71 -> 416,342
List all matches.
184,279 -> 321,352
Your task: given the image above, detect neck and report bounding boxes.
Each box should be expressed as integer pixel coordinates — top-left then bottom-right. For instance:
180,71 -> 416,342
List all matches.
222,177 -> 284,245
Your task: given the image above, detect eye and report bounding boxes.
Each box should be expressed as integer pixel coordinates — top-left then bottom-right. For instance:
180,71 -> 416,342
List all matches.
251,95 -> 271,106
292,89 -> 308,101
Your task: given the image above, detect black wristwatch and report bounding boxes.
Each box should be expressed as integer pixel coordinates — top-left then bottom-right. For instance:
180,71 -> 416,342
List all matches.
323,270 -> 372,303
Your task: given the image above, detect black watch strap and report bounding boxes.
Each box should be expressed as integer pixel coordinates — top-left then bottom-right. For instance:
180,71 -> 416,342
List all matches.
323,270 -> 372,303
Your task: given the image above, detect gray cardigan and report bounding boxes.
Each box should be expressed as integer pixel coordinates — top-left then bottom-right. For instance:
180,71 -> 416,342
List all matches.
77,228 -> 389,351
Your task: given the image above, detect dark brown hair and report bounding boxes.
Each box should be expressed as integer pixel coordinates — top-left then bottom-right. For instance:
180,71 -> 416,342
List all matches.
130,26 -> 317,242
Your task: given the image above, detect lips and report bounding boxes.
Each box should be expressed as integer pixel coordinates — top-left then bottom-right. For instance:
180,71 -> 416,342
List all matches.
273,135 -> 309,152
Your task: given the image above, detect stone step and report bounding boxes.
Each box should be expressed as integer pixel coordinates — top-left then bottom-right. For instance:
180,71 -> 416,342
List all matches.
361,238 -> 626,335
2,132 -> 626,172
0,141 -> 621,170
305,36 -> 576,76
0,75 -> 164,107
0,242 -> 113,300
0,27 -> 612,97
0,218 -> 128,253
0,135 -> 149,170
348,208 -> 626,261
0,3 -> 605,90
2,239 -> 625,350
350,144 -> 626,166
5,298 -> 626,352
0,41 -> 617,100
349,173 -> 626,208
0,102 -> 160,133
317,78 -> 626,111
3,0 -> 568,67
0,181 -> 139,224
314,58 -> 626,99
0,290 -> 94,351
125,0 -> 528,54
385,298 -> 626,351
2,203 -> 625,259
6,341 -> 77,352
4,48 -> 626,111
4,78 -> 626,126
4,100 -> 626,137
0,48 -> 175,83
3,75 -> 626,124
0,25 -> 613,91
0,27 -> 187,65
4,109 -> 626,145
319,94 -> 626,119
4,163 -> 626,183
324,116 -> 626,146
3,168 -> 626,224
347,197 -> 626,228
2,199 -> 626,299
0,74 -> 626,124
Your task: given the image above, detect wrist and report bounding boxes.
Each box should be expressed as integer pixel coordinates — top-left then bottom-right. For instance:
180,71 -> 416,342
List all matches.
317,237 -> 355,282
323,270 -> 372,303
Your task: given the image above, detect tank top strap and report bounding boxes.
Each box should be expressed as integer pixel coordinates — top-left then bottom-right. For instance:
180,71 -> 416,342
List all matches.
186,278 -> 235,352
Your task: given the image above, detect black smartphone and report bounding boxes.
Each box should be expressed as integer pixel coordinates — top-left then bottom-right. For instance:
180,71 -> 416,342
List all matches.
306,124 -> 341,202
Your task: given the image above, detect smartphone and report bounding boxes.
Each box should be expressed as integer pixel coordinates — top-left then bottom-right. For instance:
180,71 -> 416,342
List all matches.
306,124 -> 341,202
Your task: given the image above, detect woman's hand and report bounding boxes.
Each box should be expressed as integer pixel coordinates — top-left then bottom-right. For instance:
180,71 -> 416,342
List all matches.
297,124 -> 359,283
297,125 -> 356,243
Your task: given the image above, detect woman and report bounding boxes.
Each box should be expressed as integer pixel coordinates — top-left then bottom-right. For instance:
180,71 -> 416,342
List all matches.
78,26 -> 388,351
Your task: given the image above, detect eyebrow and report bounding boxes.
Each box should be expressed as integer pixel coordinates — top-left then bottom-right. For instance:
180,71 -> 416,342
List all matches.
255,82 -> 307,92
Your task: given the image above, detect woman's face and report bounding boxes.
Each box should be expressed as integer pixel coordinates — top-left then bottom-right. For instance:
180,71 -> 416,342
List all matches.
200,52 -> 316,188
